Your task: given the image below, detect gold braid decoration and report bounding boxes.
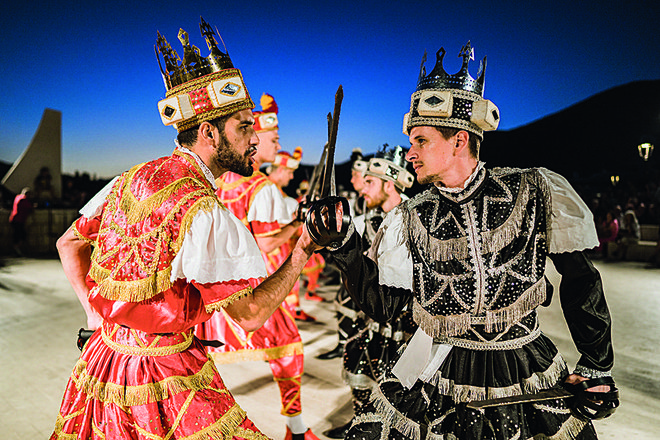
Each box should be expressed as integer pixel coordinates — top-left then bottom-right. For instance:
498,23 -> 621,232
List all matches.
219,174 -> 271,205
88,157 -> 219,303
132,400 -> 249,440
204,286 -> 253,313
71,221 -> 95,246
71,357 -> 219,407
101,325 -> 194,356
210,341 -> 304,364
216,173 -> 255,191
52,407 -> 86,439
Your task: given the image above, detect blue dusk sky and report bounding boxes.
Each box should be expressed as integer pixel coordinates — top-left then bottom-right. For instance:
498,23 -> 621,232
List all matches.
1,0 -> 658,178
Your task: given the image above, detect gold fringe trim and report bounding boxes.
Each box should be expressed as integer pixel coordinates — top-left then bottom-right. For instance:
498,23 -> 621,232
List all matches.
72,222 -> 95,246
218,172 -> 271,206
134,399 -> 249,440
426,352 -> 567,403
52,407 -> 86,440
90,193 -> 217,303
100,326 -> 194,357
90,261 -> 174,304
217,173 -> 255,191
71,357 -> 221,407
413,277 -> 545,338
255,228 -> 282,238
302,262 -> 325,274
232,426 -> 272,440
205,287 -> 253,313
211,341 -> 304,364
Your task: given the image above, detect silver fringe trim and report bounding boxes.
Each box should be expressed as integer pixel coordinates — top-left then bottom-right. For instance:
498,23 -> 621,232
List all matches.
434,326 -> 541,351
402,168 -> 552,265
440,412 -> 586,440
412,277 -> 545,338
534,415 -> 588,440
481,177 -> 531,255
405,207 -> 470,262
371,384 -> 422,440
484,277 -> 546,333
573,365 -> 612,379
425,352 -> 567,403
350,412 -> 392,440
413,299 -> 472,337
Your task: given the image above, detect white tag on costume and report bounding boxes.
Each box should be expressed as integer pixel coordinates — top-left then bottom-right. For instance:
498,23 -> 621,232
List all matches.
392,327 -> 452,388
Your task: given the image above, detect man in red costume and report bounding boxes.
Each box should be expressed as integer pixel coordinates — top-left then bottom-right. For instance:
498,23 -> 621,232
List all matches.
50,19 -> 318,440
197,94 -> 321,440
267,147 -> 326,319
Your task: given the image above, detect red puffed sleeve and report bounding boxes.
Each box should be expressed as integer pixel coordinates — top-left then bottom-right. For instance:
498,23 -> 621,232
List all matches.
194,277 -> 262,313
250,220 -> 281,238
72,216 -> 101,245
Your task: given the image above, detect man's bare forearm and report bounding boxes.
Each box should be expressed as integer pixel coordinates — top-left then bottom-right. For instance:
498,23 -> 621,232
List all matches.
224,242 -> 313,331
57,227 -> 102,328
255,220 -> 302,253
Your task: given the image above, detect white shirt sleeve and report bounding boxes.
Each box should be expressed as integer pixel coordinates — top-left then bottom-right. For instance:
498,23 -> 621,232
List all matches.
353,214 -> 366,236
247,183 -> 293,224
78,176 -> 120,219
374,207 -> 413,290
539,168 -> 599,253
171,204 -> 268,283
282,196 -> 299,222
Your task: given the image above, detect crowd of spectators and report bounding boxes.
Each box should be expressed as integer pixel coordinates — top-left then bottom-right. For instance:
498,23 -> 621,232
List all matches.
581,177 -> 660,266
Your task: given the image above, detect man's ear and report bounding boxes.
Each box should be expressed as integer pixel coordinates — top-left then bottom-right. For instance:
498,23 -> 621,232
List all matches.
455,130 -> 470,151
199,122 -> 215,145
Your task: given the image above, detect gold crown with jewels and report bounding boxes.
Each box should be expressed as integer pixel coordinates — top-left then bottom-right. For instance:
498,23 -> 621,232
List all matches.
155,17 -> 254,132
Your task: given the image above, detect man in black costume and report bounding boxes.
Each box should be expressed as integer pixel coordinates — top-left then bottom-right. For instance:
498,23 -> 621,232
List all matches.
309,42 -> 616,439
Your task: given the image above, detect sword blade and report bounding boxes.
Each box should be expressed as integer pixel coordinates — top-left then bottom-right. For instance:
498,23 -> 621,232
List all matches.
320,85 -> 343,198
466,388 -> 574,410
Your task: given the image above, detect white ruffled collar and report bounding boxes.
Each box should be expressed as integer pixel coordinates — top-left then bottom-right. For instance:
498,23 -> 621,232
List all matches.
434,161 -> 485,194
175,142 -> 218,190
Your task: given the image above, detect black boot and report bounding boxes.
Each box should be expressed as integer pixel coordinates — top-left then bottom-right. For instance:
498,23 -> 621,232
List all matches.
322,421 -> 352,439
315,344 -> 344,360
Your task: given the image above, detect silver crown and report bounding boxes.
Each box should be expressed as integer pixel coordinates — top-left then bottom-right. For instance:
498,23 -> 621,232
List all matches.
365,144 -> 414,190
403,41 -> 500,139
417,41 -> 486,96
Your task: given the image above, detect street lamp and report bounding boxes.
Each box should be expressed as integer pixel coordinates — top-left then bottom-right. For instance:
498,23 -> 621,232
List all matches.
638,143 -> 654,161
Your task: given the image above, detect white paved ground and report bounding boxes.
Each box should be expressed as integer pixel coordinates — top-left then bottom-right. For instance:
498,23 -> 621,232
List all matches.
0,257 -> 658,439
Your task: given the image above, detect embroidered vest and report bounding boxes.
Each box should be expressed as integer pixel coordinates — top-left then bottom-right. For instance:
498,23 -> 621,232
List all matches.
400,167 -> 552,337
89,150 -> 219,303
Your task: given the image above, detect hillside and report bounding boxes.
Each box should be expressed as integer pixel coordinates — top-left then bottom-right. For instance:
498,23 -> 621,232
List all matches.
481,80 -> 660,184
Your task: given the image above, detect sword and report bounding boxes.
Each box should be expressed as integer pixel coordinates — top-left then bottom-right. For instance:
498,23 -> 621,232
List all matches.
296,85 -> 343,221
466,388 -> 574,410
320,85 -> 343,198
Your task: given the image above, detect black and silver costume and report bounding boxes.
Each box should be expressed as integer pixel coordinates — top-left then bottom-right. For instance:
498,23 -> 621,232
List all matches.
329,165 -> 614,440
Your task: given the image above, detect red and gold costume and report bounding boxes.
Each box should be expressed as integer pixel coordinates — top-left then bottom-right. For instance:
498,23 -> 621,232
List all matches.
196,169 -> 305,416
51,148 -> 270,440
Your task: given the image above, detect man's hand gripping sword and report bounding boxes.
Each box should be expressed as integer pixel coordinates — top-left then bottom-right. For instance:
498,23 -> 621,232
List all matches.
303,85 -> 351,249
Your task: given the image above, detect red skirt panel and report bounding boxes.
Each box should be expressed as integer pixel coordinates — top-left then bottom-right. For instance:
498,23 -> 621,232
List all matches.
51,322 -> 269,440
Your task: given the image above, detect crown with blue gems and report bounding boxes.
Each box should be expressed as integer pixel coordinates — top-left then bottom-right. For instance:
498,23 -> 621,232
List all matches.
155,17 -> 254,132
403,41 -> 500,140
365,144 -> 414,191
